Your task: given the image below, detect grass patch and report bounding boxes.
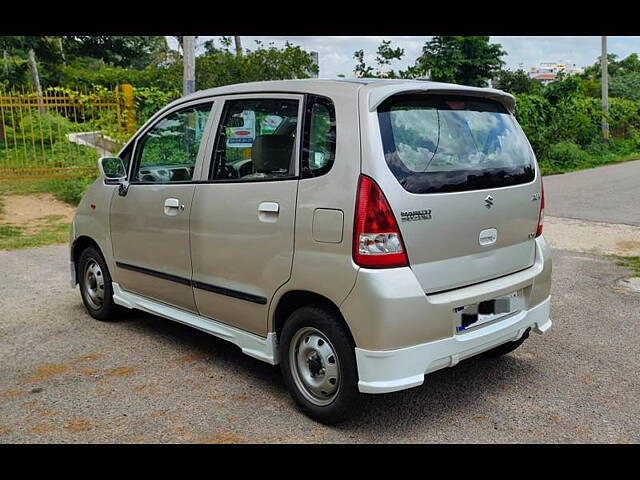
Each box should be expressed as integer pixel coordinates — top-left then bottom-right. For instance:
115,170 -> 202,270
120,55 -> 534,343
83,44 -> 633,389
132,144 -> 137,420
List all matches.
0,173 -> 97,207
0,216 -> 69,250
613,256 -> 640,278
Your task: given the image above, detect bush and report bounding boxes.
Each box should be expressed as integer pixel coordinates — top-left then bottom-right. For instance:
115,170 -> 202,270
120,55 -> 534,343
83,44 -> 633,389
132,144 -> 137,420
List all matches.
17,111 -> 75,145
514,94 -> 552,159
45,172 -> 98,206
541,141 -> 590,173
133,87 -> 180,126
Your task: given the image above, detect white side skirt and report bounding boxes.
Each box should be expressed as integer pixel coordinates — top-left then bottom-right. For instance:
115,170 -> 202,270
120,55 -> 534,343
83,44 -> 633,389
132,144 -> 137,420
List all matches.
111,282 -> 279,365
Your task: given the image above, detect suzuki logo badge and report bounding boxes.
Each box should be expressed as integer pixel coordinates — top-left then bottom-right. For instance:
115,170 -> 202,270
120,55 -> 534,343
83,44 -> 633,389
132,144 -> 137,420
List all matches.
484,195 -> 494,208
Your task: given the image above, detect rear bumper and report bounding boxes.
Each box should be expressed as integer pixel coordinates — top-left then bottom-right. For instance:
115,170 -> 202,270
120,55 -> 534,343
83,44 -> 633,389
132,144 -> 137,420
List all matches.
355,296 -> 551,394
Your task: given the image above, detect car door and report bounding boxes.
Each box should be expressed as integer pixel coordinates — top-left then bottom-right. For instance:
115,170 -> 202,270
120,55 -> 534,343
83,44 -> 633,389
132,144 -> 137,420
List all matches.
110,100 -> 214,312
190,94 -> 303,336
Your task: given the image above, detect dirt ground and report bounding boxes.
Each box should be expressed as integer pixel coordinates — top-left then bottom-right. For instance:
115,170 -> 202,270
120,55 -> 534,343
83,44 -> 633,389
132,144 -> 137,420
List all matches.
0,194 -> 76,229
544,216 -> 640,257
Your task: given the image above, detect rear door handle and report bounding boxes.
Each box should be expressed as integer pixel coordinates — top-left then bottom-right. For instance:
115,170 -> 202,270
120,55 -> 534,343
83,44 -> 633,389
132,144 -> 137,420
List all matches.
258,202 -> 279,223
164,198 -> 184,216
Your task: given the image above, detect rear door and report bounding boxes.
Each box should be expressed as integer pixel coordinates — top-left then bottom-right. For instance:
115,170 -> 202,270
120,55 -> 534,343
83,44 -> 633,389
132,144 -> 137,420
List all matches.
110,101 -> 214,311
367,93 -> 542,293
190,94 -> 302,336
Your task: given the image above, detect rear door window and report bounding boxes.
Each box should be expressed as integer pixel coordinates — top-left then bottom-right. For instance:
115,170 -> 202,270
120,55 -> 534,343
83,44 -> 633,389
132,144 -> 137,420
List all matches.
210,98 -> 299,181
377,94 -> 535,193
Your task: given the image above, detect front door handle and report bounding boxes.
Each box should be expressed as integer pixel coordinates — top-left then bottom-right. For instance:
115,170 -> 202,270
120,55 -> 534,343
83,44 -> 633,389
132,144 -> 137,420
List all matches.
164,198 -> 184,216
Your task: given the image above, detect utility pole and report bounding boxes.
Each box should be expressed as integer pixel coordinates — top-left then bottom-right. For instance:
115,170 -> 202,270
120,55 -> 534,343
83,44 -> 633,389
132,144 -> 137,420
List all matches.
183,36 -> 196,96
601,36 -> 609,142
234,36 -> 243,56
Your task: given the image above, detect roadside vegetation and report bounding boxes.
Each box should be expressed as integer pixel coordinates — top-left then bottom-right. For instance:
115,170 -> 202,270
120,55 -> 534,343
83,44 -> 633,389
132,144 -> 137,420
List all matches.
1,36 -> 640,251
0,215 -> 69,250
614,256 -> 640,278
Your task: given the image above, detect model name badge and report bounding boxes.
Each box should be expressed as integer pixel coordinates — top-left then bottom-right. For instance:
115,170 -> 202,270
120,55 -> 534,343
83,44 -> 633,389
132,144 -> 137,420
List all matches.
401,209 -> 432,222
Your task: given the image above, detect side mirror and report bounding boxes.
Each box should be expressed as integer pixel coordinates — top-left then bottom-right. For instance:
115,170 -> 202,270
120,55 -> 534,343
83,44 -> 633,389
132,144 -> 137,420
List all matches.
97,156 -> 126,181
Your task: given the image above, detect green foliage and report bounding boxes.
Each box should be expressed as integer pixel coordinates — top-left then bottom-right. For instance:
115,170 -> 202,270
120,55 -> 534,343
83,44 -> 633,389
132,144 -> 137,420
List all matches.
353,40 -> 421,79
133,87 -> 180,126
0,215 -> 70,250
613,255 -> 640,278
543,141 -> 591,171
44,173 -> 97,206
417,36 -> 506,87
62,36 -> 171,70
514,94 -> 553,159
0,56 -> 30,89
494,69 -> 543,95
16,110 -> 74,144
542,75 -> 584,105
609,74 -> 640,102
196,39 -> 318,89
57,58 -> 180,91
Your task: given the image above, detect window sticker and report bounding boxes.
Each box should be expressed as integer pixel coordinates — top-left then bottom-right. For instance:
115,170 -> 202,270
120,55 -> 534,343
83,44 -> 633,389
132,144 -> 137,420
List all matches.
226,110 -> 256,148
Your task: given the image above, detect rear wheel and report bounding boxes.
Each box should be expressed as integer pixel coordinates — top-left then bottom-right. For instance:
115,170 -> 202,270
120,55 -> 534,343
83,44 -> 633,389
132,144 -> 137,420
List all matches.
78,246 -> 117,321
483,328 -> 530,357
280,305 -> 360,424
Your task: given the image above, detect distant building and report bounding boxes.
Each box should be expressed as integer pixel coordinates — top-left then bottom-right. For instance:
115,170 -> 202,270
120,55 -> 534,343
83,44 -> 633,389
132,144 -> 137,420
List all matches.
529,61 -> 584,85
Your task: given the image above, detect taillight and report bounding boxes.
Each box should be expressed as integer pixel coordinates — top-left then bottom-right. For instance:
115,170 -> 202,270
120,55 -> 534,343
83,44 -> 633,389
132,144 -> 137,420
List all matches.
536,181 -> 545,237
353,175 -> 408,268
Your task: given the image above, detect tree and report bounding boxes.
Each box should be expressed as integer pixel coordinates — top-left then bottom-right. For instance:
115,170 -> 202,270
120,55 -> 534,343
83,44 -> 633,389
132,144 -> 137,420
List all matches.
494,68 -> 543,95
581,52 -> 640,101
62,36 -> 170,70
0,36 -> 61,90
353,40 -> 421,79
417,36 -> 506,87
196,38 -> 318,89
542,74 -> 584,105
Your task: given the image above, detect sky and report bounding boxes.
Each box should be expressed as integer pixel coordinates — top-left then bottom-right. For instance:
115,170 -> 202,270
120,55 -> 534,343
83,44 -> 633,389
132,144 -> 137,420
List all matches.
167,36 -> 640,78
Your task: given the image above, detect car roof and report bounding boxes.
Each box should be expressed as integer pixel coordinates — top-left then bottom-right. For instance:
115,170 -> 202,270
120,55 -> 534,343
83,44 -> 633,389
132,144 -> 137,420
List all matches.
170,78 -> 515,112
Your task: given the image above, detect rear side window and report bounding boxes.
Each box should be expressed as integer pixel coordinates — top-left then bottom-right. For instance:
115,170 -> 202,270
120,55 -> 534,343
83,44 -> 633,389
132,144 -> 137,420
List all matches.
378,94 -> 535,194
302,95 -> 336,177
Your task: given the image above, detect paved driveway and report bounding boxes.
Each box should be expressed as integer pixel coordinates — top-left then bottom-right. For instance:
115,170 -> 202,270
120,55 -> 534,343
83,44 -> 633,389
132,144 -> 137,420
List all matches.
1,245 -> 638,443
544,160 -> 640,226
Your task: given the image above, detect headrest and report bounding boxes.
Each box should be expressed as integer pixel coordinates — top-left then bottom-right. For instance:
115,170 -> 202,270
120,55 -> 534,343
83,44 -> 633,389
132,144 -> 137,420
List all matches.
252,135 -> 294,173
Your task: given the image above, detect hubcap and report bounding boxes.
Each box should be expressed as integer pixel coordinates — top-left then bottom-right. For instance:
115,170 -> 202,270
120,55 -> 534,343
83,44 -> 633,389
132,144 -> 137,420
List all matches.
289,327 -> 340,406
83,259 -> 105,310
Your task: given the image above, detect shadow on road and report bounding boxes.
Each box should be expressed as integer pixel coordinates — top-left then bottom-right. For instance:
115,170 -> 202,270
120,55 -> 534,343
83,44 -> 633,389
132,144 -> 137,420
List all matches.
105,306 -> 541,436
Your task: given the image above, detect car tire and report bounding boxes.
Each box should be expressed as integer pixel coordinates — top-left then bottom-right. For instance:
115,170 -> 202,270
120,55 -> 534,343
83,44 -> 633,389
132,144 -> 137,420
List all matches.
483,328 -> 530,357
78,246 -> 118,321
280,305 -> 360,425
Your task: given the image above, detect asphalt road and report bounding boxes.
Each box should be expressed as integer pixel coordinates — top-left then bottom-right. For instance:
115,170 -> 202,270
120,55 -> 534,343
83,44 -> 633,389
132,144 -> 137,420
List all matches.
1,244 -> 638,443
544,159 -> 640,226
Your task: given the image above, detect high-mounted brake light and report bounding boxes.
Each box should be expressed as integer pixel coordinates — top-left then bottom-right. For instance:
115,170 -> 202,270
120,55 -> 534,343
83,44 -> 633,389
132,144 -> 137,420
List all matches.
353,175 -> 408,268
536,180 -> 545,237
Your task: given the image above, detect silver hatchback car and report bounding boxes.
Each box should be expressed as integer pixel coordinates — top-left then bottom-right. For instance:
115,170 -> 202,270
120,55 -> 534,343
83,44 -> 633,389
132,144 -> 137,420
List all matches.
70,79 -> 552,424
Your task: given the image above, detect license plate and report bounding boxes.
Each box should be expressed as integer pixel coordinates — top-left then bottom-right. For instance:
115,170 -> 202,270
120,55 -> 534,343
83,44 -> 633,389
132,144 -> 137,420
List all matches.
453,290 -> 524,333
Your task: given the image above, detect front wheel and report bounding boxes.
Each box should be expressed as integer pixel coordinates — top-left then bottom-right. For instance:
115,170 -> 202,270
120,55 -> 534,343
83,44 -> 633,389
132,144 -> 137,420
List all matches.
78,246 -> 118,321
280,305 -> 360,425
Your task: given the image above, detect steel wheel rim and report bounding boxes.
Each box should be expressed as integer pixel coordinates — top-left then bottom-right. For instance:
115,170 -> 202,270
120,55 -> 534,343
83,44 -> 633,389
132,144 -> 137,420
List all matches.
289,326 -> 341,406
83,259 -> 105,310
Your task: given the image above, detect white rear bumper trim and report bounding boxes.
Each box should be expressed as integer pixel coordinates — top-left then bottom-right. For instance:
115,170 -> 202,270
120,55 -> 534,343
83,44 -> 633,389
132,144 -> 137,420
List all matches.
355,296 -> 551,394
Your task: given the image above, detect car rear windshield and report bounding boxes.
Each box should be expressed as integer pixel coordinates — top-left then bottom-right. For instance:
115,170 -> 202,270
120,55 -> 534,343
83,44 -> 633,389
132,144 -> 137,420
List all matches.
377,94 -> 535,194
